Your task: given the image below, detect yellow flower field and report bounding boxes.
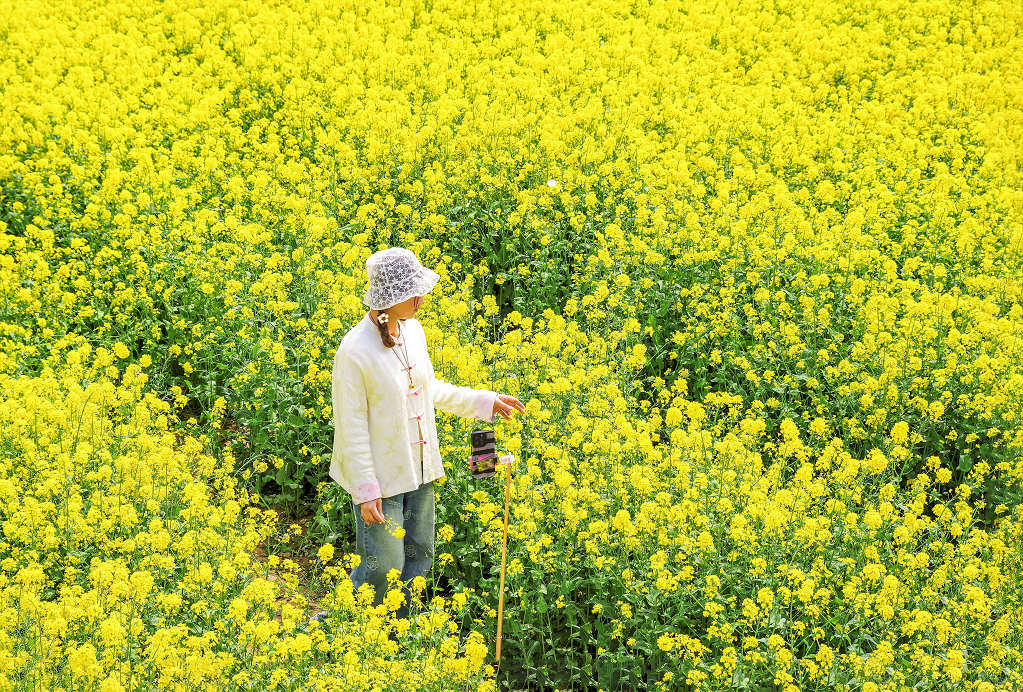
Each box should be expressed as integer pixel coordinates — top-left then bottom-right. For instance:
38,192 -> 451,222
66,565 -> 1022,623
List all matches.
2,0 -> 1022,689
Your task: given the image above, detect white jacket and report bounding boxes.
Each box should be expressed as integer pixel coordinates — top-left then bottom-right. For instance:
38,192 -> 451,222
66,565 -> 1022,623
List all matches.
329,313 -> 498,504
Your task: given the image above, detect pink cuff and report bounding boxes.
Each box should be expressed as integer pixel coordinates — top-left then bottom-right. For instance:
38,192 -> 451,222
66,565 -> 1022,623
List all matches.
352,480 -> 381,505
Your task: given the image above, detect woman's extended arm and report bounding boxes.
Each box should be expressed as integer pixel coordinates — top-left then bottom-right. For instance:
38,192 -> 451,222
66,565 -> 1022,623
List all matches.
432,376 -> 498,421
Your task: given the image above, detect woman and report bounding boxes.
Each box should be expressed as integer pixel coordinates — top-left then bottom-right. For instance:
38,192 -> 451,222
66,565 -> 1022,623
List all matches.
315,247 -> 525,625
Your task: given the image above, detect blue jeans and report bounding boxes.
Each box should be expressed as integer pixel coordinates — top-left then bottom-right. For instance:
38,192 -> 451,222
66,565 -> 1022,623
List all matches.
349,479 -> 436,621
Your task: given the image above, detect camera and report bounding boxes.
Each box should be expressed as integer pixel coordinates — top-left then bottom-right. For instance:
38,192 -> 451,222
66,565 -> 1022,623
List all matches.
470,429 -> 497,479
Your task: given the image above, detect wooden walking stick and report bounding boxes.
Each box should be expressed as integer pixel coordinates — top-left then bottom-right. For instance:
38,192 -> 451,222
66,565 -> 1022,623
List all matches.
495,452 -> 513,665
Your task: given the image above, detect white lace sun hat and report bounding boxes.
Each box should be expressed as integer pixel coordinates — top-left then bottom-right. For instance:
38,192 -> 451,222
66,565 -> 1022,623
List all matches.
363,247 -> 441,310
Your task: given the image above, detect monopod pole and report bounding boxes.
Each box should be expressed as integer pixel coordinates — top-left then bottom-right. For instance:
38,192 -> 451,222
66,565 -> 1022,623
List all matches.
495,452 -> 514,666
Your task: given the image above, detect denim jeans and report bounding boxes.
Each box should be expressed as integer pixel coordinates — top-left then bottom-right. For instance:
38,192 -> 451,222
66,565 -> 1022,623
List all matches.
349,479 -> 436,621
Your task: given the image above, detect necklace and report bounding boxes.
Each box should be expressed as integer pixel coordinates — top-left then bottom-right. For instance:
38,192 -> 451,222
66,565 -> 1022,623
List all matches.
390,323 -> 414,385
390,321 -> 426,481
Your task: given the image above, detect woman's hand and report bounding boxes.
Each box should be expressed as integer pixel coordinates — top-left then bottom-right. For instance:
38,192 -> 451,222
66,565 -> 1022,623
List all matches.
360,498 -> 385,524
492,393 -> 526,421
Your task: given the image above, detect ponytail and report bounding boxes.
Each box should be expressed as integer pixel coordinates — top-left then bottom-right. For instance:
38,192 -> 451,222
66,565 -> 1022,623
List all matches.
373,310 -> 396,348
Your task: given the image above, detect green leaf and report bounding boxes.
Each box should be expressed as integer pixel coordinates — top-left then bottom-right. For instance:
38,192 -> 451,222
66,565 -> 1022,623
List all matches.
958,453 -> 973,473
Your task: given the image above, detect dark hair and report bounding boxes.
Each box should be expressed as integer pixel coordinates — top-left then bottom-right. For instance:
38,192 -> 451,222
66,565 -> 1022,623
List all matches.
374,310 -> 396,348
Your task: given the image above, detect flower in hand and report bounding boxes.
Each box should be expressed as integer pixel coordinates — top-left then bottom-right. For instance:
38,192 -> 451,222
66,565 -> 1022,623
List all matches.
492,393 -> 526,421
